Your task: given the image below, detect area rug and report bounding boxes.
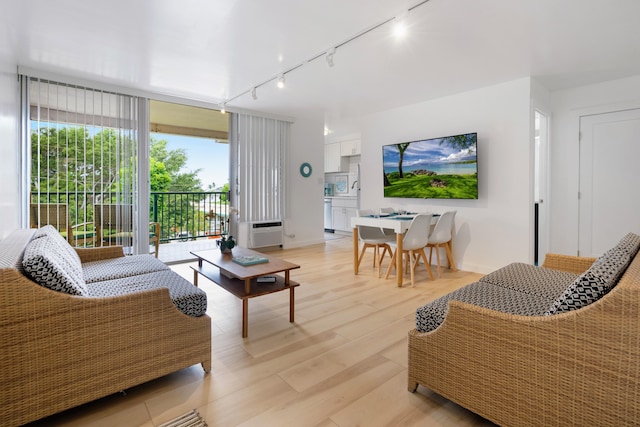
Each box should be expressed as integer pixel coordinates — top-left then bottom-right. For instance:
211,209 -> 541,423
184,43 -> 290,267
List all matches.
158,409 -> 207,427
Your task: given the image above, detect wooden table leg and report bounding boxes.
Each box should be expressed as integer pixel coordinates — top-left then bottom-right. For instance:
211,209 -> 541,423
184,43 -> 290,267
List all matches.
242,298 -> 248,338
289,286 -> 295,323
353,227 -> 359,275
285,270 -> 294,322
242,277 -> 252,337
193,258 -> 202,287
396,232 -> 404,287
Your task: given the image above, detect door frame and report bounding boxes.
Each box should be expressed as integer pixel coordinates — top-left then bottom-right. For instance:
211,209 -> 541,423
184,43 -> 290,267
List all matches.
533,108 -> 550,265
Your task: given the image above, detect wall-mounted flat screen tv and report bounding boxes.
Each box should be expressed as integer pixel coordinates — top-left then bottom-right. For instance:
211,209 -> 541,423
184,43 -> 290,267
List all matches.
382,132 -> 478,199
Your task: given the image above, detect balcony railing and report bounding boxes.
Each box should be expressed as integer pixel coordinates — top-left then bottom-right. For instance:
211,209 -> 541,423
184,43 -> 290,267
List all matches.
30,191 -> 230,244
151,191 -> 230,242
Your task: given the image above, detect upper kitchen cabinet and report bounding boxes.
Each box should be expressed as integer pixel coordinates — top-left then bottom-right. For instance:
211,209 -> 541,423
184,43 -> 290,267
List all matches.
325,137 -> 360,173
340,139 -> 361,156
324,142 -> 344,173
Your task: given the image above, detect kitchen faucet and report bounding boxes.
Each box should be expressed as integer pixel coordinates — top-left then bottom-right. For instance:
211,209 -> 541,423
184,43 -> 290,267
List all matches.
351,180 -> 358,189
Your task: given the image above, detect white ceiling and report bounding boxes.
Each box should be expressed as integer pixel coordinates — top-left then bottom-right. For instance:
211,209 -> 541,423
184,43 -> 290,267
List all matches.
3,0 -> 640,135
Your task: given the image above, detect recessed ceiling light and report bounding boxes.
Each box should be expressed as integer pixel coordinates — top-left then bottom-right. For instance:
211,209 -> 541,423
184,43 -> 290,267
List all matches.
393,10 -> 409,38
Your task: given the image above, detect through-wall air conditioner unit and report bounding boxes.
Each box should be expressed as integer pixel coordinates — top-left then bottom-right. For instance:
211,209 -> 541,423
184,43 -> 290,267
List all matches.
249,221 -> 283,248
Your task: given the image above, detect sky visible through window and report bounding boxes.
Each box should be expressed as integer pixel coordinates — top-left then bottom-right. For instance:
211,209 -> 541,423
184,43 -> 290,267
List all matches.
155,133 -> 229,190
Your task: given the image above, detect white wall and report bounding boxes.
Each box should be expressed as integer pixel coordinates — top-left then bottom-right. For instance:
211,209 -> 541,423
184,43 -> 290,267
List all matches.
0,64 -> 20,238
548,75 -> 640,255
360,78 -> 533,273
284,115 -> 326,248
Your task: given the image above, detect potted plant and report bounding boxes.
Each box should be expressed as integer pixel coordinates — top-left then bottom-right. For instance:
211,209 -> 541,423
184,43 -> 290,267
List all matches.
217,235 -> 236,254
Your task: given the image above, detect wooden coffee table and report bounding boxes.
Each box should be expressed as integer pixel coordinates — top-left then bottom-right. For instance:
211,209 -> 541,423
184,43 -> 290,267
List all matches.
190,247 -> 300,337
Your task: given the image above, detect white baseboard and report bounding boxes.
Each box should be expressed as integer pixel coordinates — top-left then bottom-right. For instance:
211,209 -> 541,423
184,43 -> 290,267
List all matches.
283,238 -> 327,249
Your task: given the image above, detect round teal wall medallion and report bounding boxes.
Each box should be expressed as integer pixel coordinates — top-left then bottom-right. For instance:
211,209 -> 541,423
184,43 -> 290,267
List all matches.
299,162 -> 312,177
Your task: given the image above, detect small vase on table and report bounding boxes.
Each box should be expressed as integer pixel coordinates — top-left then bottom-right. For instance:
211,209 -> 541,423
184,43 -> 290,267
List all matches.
217,235 -> 236,254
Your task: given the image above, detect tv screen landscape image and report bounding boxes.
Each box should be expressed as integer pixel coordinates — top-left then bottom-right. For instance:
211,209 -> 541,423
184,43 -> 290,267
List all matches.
383,132 -> 478,199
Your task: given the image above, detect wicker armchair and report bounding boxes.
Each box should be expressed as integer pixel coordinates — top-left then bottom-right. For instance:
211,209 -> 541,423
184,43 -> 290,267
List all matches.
0,229 -> 210,427
408,252 -> 640,426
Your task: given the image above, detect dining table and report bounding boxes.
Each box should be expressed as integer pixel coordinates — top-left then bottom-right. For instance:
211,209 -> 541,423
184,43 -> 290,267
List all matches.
351,213 -> 439,287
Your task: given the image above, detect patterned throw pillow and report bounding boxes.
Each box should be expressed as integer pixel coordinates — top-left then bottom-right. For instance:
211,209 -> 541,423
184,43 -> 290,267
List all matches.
610,232 -> 640,257
545,251 -> 630,315
33,225 -> 82,267
22,235 -> 88,296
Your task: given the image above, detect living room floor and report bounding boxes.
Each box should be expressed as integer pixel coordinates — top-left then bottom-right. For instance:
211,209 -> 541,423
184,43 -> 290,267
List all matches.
26,236 -> 495,427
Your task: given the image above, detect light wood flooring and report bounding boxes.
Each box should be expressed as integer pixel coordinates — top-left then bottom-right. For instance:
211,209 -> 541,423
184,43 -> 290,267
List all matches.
26,236 -> 496,427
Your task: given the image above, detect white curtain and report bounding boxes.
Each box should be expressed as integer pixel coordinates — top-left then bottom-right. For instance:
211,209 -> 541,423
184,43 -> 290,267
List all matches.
23,76 -> 145,251
235,114 -> 289,223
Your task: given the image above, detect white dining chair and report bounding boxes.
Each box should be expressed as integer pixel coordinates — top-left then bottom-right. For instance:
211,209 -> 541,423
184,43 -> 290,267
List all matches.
356,209 -> 395,276
384,213 -> 434,286
427,211 -> 457,277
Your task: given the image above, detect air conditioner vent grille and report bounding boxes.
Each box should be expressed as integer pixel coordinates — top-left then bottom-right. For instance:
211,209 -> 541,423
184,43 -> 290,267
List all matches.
252,221 -> 282,229
249,221 -> 283,248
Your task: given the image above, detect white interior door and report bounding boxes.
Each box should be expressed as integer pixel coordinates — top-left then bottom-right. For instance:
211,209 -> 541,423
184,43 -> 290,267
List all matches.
579,108 -> 640,256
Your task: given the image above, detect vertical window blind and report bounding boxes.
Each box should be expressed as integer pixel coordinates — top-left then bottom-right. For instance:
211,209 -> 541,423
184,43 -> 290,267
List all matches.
24,76 -> 141,250
236,114 -> 289,223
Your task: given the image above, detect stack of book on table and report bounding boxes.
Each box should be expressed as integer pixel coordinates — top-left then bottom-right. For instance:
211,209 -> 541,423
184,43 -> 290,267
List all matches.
232,255 -> 269,266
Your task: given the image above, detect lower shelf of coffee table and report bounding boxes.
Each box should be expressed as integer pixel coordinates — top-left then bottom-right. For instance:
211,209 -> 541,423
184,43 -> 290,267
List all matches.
191,263 -> 299,299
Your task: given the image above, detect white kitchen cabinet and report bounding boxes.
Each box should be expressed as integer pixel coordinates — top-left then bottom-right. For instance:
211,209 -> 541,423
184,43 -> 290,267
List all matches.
330,197 -> 358,232
340,139 -> 361,156
331,207 -> 346,231
324,142 -> 345,172
345,207 -> 357,229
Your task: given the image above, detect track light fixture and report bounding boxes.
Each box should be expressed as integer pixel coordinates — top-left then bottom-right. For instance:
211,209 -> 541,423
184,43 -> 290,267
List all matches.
220,0 -> 431,107
326,48 -> 336,67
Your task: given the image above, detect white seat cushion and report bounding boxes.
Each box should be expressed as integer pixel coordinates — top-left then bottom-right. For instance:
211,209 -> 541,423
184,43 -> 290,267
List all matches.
86,270 -> 207,317
82,254 -> 169,283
